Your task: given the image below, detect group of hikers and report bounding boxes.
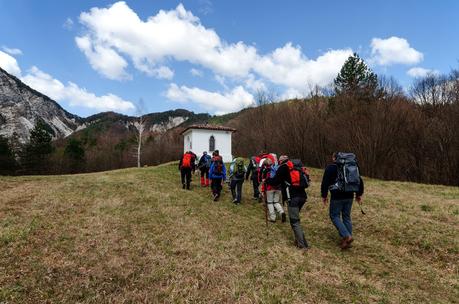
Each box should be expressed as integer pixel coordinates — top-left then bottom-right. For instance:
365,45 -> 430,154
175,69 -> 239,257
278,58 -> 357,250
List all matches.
179,150 -> 364,251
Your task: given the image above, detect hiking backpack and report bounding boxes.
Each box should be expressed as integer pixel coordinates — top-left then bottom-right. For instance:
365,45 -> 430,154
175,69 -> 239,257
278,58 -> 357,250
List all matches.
212,155 -> 224,174
330,152 -> 361,193
234,158 -> 245,178
205,155 -> 212,168
182,153 -> 192,169
288,159 -> 310,188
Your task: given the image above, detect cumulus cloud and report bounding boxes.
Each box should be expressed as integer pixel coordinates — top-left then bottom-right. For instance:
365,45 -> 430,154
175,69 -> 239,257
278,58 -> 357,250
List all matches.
190,68 -> 203,77
370,36 -> 423,66
407,67 -> 440,78
75,35 -> 131,80
76,1 -> 351,91
2,46 -> 23,56
166,83 -> 254,114
0,50 -> 22,76
21,66 -> 134,111
63,17 -> 74,30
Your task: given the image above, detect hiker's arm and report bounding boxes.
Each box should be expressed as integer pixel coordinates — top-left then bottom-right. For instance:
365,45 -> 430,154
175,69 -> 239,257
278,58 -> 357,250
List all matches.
178,159 -> 182,170
320,166 -> 331,199
245,162 -> 252,180
356,177 -> 364,202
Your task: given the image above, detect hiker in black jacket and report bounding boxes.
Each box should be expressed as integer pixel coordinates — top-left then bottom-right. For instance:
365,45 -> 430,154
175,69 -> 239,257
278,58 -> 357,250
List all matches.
265,155 -> 309,250
321,153 -> 364,249
245,156 -> 260,200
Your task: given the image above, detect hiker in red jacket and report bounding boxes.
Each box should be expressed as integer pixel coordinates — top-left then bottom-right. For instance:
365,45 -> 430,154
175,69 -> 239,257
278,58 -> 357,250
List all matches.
179,151 -> 196,190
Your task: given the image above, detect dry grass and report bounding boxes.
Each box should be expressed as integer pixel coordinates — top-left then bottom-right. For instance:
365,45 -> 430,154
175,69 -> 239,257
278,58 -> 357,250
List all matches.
0,163 -> 458,303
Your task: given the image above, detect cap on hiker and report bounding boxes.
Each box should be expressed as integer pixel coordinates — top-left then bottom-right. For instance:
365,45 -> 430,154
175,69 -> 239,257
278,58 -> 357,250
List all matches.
279,155 -> 289,164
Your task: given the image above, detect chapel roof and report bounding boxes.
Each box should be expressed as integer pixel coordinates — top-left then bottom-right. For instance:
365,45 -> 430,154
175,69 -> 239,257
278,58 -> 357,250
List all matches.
180,124 -> 236,135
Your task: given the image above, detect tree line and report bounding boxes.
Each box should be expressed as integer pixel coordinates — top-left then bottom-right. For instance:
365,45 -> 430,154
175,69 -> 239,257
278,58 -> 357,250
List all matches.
1,53 -> 458,186
232,54 -> 459,186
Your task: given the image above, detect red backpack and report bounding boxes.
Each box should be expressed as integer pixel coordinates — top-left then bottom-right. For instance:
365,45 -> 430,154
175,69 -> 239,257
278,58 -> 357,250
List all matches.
287,160 -> 310,188
182,153 -> 192,169
212,155 -> 223,174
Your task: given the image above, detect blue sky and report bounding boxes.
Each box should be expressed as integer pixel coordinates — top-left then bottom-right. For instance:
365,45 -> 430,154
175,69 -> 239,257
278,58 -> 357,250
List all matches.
0,0 -> 458,117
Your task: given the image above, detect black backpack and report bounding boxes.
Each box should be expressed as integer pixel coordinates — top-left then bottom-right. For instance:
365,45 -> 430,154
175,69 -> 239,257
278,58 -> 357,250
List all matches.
330,152 -> 361,193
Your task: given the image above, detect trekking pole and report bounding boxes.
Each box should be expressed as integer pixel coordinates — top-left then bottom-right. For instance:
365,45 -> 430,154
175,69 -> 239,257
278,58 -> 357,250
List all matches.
357,200 -> 366,215
263,181 -> 269,237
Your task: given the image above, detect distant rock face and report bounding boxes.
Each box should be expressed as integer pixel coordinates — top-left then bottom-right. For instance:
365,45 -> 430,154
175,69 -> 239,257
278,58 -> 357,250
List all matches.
0,67 -> 82,144
150,116 -> 188,133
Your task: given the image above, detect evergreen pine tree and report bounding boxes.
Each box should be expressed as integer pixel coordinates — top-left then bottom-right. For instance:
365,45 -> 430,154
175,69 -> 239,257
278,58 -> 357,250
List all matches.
22,120 -> 54,174
0,135 -> 17,175
334,53 -> 380,99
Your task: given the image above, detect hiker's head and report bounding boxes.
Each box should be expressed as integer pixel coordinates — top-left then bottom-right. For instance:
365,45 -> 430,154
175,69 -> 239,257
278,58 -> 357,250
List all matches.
262,158 -> 273,167
203,151 -> 207,155
279,155 -> 289,164
332,152 -> 338,162
215,150 -> 219,155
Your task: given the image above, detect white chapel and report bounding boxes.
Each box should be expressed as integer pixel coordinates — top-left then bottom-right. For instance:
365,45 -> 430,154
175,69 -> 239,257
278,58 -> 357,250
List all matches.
181,125 -> 236,162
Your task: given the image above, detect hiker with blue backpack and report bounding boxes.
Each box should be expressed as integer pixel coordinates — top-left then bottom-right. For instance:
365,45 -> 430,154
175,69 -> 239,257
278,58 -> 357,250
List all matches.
198,151 -> 211,187
209,151 -> 226,201
265,155 -> 310,250
229,157 -> 246,205
321,152 -> 364,250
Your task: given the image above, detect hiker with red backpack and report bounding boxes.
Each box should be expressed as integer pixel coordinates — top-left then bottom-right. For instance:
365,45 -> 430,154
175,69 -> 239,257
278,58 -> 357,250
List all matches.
259,157 -> 286,223
209,151 -> 226,201
198,151 -> 211,187
265,155 -> 310,250
321,152 -> 364,250
179,151 -> 196,190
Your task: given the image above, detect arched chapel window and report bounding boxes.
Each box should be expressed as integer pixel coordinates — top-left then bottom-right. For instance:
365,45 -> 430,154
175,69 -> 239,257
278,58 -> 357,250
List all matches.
209,135 -> 215,152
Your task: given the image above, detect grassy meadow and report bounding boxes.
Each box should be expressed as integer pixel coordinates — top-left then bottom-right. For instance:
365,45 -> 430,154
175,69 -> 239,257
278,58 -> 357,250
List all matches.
0,162 -> 458,303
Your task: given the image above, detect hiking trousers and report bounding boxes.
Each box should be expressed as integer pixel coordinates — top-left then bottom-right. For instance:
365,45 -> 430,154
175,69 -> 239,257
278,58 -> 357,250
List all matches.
288,196 -> 308,248
266,190 -> 284,221
211,178 -> 223,196
181,168 -> 192,189
200,168 -> 209,179
329,198 -> 353,238
230,179 -> 244,203
251,177 -> 260,198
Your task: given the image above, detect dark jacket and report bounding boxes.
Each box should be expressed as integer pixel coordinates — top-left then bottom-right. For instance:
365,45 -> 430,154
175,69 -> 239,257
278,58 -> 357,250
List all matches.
245,157 -> 258,181
198,154 -> 211,170
266,163 -> 307,199
320,164 -> 364,200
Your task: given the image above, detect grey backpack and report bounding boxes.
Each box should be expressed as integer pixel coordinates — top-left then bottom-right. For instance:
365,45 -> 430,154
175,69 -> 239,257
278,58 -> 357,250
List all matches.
330,152 -> 361,193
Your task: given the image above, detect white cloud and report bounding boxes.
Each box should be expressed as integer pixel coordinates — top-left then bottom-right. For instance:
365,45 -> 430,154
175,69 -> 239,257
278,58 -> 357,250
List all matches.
370,36 -> 423,66
76,2 -> 350,92
280,88 -> 304,100
190,68 -> 203,77
75,35 -> 131,80
254,43 -> 352,89
2,46 -> 22,56
63,17 -> 74,30
0,50 -> 21,76
166,83 -> 254,114
245,73 -> 266,92
407,67 -> 440,78
21,66 -> 134,111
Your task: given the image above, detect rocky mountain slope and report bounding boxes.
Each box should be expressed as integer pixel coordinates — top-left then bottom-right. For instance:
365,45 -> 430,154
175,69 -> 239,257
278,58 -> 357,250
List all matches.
0,67 -> 212,145
0,67 -> 82,144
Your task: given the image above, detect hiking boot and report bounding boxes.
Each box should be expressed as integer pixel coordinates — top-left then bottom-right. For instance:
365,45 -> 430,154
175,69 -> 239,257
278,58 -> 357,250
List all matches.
281,212 -> 286,223
213,193 -> 218,201
232,199 -> 238,204
182,184 -> 185,189
340,236 -> 353,250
